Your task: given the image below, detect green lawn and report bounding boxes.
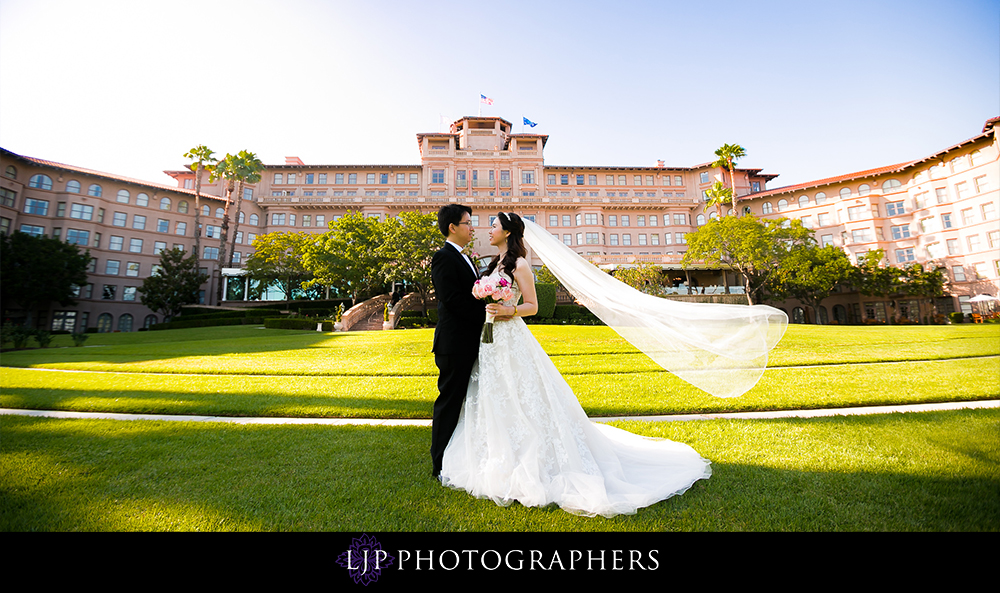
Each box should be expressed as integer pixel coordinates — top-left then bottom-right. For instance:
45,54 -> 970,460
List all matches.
1,323 -> 998,531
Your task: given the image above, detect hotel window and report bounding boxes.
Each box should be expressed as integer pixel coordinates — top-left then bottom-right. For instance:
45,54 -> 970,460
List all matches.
606,175 -> 615,185
0,187 -> 15,208
622,234 -> 631,245
585,175 -> 595,185
699,172 -> 709,184
522,171 -> 535,184
890,225 -> 910,239
941,213 -> 953,229
65,229 -> 89,246
235,231 -> 243,244
634,176 -> 643,186
29,174 -> 54,190
315,215 -> 325,227
366,173 -> 375,184
663,233 -> 673,245
609,234 -> 619,246
817,213 -> 831,227
982,202 -> 996,220
857,184 -> 871,196
70,204 -> 94,220
129,238 -> 143,253
650,233 -> 659,245
671,214 -> 684,225
661,175 -> 672,186
247,233 -> 257,244
586,232 -> 599,245
619,175 -> 627,186
306,173 -> 314,184
562,235 -> 572,246
302,215 -> 311,227
585,213 -> 598,225
638,234 -> 647,245
886,201 -> 905,216
24,198 -> 50,215
287,173 -> 296,184
882,179 -> 901,192
637,215 -> 646,226
695,214 -> 705,226
112,212 -> 126,227
288,214 -> 296,226
132,215 -> 146,230
335,173 -> 344,184
116,190 -> 130,204
649,215 -> 658,226
847,206 -> 865,221
395,173 -> 405,184
801,216 -> 814,229
408,173 -> 417,184
154,241 -> 166,254
798,195 -> 809,207
175,222 -> 187,235
547,215 -> 558,227
105,260 -> 121,275
102,285 -> 117,300
955,181 -> 970,199
318,174 -> 327,184
348,173 -> 357,184
776,199 -> 788,212
431,170 -> 444,184
961,208 -> 976,225
231,251 -> 241,264
560,175 -> 569,185
989,231 -> 1000,248
675,232 -> 686,244
203,246 -> 218,259
607,215 -> 617,227
926,242 -> 944,259
546,174 -> 556,185
968,235 -> 981,252
947,238 -> 959,255
851,229 -> 872,243
126,262 -> 140,277
272,213 -> 285,225
919,217 -> 934,232
274,173 -> 283,184
56,202 -> 67,217
160,198 -> 171,211
839,188 -> 853,201
620,215 -> 629,226
974,176 -> 990,194
108,236 -> 124,251
953,265 -> 966,282
914,192 -> 929,209
821,234 -> 834,248
249,214 -> 259,225
761,202 -> 773,214
815,192 -> 827,205
674,176 -> 683,186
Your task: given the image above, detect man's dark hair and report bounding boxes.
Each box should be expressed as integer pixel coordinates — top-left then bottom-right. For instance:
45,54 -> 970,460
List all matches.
437,204 -> 473,237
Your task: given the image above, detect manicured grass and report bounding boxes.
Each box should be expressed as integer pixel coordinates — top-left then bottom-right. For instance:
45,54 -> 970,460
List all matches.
3,409 -> 997,531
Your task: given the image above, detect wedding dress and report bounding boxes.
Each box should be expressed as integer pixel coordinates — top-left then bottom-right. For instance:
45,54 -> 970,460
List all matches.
440,270 -> 712,518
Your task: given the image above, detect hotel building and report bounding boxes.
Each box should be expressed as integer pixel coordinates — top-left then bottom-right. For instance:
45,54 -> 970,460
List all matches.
1,116 -> 997,331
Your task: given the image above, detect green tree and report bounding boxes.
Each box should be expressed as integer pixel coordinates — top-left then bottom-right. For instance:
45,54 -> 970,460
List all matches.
711,143 -> 747,212
773,244 -> 855,323
227,150 -> 265,268
704,181 -> 734,219
138,248 -> 207,319
900,262 -> 947,323
613,262 -> 666,296
853,249 -> 902,297
682,215 -> 812,305
302,212 -> 386,305
0,231 -> 90,325
184,145 -> 217,260
244,232 -> 313,301
378,210 -> 444,315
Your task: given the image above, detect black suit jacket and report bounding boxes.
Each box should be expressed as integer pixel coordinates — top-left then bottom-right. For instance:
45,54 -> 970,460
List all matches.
431,243 -> 485,354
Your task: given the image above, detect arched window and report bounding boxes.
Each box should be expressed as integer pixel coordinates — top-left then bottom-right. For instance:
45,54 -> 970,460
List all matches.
743,205 -> 752,215
4,165 -> 16,179
202,205 -> 210,216
839,188 -> 851,200
177,200 -> 188,213
29,174 -> 53,190
116,189 -> 130,204
709,211 -> 719,220
762,202 -> 773,214
143,314 -> 158,329
249,214 -> 259,226
66,180 -> 81,193
118,314 -> 134,332
160,197 -> 171,210
97,313 -> 113,333
727,208 -> 734,216
215,207 -> 224,218
792,307 -> 805,324
136,193 -> 149,207
777,199 -> 788,212
969,150 -> 983,166
858,184 -> 871,196
88,184 -> 103,197
882,179 -> 901,192
815,192 -> 826,205
798,195 -> 809,207
238,211 -> 245,223
696,213 -> 706,226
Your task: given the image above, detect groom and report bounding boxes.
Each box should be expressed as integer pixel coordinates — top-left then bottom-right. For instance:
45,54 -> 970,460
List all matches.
429,204 -> 485,479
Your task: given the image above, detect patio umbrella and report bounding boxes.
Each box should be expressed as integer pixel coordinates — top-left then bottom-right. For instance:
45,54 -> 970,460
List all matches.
968,294 -> 998,316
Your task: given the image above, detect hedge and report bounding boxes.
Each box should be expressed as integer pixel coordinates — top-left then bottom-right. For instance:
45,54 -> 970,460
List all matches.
535,283 -> 556,318
264,318 -> 333,331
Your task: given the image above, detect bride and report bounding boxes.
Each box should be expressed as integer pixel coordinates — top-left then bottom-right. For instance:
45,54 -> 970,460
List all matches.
440,212 -> 786,517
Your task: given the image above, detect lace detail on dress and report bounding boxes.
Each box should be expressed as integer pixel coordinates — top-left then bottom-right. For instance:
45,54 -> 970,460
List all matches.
441,268 -> 711,517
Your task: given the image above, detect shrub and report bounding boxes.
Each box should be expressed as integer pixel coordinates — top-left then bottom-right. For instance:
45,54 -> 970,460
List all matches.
33,330 -> 54,348
949,312 -> 964,324
71,333 -> 89,347
535,283 -> 556,318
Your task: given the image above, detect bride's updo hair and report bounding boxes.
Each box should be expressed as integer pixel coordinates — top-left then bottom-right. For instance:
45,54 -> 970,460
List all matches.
486,212 -> 526,278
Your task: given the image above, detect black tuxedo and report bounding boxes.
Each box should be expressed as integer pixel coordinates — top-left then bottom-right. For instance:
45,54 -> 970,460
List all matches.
429,242 -> 486,477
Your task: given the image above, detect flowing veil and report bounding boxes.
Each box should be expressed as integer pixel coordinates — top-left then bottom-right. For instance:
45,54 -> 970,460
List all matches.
522,218 -> 787,398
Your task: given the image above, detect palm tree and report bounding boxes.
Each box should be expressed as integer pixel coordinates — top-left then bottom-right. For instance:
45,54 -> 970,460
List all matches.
227,150 -> 265,268
210,153 -> 239,303
704,181 -> 733,219
711,143 -> 746,213
183,145 -> 217,260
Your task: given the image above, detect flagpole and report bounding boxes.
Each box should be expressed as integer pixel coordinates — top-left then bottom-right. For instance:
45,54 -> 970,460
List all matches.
478,95 -> 481,117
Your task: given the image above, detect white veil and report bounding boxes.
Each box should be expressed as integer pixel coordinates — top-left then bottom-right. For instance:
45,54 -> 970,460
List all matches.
522,218 -> 787,399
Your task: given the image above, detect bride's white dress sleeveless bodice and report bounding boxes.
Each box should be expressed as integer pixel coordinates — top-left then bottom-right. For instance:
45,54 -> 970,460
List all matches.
440,270 -> 711,517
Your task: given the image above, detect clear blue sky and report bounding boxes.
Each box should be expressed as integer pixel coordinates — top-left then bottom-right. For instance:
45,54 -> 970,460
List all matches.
1,0 -> 997,188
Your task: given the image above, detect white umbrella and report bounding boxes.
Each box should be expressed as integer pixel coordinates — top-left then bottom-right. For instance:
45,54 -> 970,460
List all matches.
968,294 -> 998,318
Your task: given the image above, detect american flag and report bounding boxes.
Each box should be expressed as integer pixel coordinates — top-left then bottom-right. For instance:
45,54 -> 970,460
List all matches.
480,94 -> 493,105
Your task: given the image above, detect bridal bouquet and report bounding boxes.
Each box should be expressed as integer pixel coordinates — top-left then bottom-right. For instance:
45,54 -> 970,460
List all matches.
472,277 -> 514,343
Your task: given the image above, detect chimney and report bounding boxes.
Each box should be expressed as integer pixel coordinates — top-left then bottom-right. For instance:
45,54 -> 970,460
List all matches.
285,156 -> 305,166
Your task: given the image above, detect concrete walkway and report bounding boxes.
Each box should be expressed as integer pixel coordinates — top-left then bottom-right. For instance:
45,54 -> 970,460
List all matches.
2,400 -> 997,426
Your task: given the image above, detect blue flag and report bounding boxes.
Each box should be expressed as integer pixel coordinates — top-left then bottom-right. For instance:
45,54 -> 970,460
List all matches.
523,117 -> 537,128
